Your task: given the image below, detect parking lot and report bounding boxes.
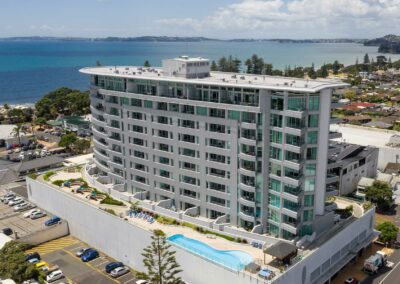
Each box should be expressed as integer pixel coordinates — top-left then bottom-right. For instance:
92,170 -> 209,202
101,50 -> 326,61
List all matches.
26,237 -> 138,284
0,188 -> 47,238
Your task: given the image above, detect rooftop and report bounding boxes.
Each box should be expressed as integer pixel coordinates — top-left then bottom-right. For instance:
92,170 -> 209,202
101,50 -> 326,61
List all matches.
80,65 -> 348,93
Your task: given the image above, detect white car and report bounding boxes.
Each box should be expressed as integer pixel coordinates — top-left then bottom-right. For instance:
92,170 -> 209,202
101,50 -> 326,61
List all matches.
15,148 -> 21,153
14,201 -> 30,211
9,197 -> 24,206
46,270 -> 64,282
136,280 -> 149,284
24,208 -> 40,218
1,192 -> 15,202
30,210 -> 47,219
110,266 -> 129,278
18,153 -> 25,160
3,195 -> 17,204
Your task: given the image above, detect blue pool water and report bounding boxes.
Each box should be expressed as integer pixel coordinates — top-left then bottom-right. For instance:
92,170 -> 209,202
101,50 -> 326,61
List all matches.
167,234 -> 253,271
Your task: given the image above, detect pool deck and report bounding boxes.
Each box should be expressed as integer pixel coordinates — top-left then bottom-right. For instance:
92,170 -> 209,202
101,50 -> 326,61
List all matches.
47,171 -> 275,268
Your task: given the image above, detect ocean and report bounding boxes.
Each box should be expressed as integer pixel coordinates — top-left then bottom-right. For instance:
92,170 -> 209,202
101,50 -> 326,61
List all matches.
0,40 -> 398,104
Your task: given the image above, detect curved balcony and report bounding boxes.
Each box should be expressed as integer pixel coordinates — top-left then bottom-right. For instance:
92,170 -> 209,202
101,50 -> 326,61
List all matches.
93,148 -> 109,160
93,158 -> 109,173
90,105 -> 106,116
91,116 -> 107,127
239,182 -> 256,193
239,197 -> 256,207
238,211 -> 255,222
238,152 -> 256,162
238,167 -> 256,177
92,127 -> 108,139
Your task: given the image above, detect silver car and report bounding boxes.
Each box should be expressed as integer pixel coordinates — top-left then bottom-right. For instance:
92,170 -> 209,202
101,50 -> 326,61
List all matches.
110,266 -> 129,278
30,211 -> 47,219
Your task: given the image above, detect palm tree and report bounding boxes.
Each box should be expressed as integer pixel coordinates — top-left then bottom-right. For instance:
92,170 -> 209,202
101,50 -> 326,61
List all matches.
11,124 -> 27,146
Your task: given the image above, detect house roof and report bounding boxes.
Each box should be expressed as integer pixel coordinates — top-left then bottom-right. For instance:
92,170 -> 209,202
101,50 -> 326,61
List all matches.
358,177 -> 374,188
364,121 -> 392,129
62,116 -> 90,126
14,156 -> 65,173
384,162 -> 400,175
264,241 -> 297,259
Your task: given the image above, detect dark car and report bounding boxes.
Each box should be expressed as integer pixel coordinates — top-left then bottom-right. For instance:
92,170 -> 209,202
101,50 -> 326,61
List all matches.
25,252 -> 41,262
81,249 -> 99,262
2,227 -> 13,236
45,216 -> 61,226
105,262 -> 124,274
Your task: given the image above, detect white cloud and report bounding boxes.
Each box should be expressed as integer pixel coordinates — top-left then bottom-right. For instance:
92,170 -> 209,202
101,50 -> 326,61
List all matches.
155,0 -> 400,38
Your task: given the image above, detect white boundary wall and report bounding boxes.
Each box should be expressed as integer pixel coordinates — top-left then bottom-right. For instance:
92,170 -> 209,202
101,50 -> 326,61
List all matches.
27,177 -> 376,284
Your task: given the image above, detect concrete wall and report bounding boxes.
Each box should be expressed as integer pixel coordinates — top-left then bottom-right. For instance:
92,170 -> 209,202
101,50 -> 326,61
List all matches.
19,221 -> 69,246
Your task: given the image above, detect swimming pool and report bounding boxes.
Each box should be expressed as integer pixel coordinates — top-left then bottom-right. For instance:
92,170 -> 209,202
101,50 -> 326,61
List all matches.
167,234 -> 253,271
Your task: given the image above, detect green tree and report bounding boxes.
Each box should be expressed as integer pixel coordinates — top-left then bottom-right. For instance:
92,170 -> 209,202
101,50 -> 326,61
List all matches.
11,123 -> 27,146
343,89 -> 357,101
363,53 -> 370,64
376,221 -> 399,245
73,139 -> 91,154
144,60 -> 151,67
96,60 -> 102,66
308,63 -> 317,79
365,181 -> 393,211
0,241 -> 38,282
210,60 -> 217,71
142,229 -> 183,284
59,132 -> 78,150
34,117 -> 47,130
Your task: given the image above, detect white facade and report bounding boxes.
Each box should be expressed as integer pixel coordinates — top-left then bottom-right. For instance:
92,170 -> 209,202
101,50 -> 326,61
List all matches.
80,57 -> 348,240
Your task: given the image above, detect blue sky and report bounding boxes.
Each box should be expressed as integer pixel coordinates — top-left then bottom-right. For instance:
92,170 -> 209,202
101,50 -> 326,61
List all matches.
1,0 -> 399,39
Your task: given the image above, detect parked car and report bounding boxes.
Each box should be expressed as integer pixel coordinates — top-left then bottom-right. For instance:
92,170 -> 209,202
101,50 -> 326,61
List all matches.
9,196 -> 24,206
136,280 -> 148,284
27,258 -> 40,264
1,192 -> 15,202
18,153 -> 25,160
76,247 -> 91,257
110,266 -> 129,278
7,149 -> 13,154
2,194 -> 16,204
105,262 -> 124,273
14,201 -> 30,211
46,269 -> 64,283
35,260 -> 49,272
81,249 -> 99,262
22,145 -> 29,151
45,216 -> 61,226
30,210 -> 47,219
24,208 -> 40,218
15,148 -> 21,153
25,252 -> 41,262
2,227 -> 13,236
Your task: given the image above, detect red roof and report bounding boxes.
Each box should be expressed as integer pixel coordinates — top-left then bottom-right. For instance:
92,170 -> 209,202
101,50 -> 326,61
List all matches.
341,102 -> 375,111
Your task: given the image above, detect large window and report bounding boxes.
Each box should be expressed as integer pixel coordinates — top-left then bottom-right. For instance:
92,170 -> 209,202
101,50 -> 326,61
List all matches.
196,106 -> 207,116
286,117 -> 304,129
269,193 -> 281,208
270,147 -> 282,160
270,114 -> 283,127
270,130 -> 282,144
307,131 -> 318,144
307,148 -> 318,160
271,96 -> 284,110
286,134 -> 302,146
287,97 -> 306,111
308,115 -> 319,128
304,195 -> 314,207
269,178 -> 281,192
308,96 -> 320,111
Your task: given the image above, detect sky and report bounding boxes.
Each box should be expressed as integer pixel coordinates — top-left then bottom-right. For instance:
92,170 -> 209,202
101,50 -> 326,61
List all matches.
0,0 -> 399,39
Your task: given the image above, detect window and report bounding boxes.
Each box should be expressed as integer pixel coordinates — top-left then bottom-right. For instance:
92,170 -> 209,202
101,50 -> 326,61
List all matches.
287,97 -> 306,111
269,193 -> 281,208
305,164 -> 316,176
269,179 -> 281,192
304,195 -> 314,207
169,103 -> 179,112
242,112 -> 256,123
144,100 -> 153,109
270,163 -> 281,176
307,148 -> 317,160
305,178 -> 315,192
303,210 -> 314,221
286,134 -> 302,146
196,106 -> 207,116
268,208 -> 280,222
308,114 -> 319,128
182,105 -> 195,114
271,96 -> 284,110
307,131 -> 318,144
286,117 -> 304,129
228,110 -> 240,120
269,147 -> 282,160
120,97 -> 129,105
270,114 -> 283,127
270,130 -> 282,144
131,112 -> 143,120
131,98 -> 142,107
157,102 -> 168,111
308,96 -> 319,111
209,108 -> 225,118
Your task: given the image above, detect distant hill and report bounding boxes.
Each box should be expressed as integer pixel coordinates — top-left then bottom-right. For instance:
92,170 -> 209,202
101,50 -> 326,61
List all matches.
364,34 -> 400,54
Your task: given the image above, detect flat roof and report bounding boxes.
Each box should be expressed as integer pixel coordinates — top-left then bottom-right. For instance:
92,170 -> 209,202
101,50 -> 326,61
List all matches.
80,66 -> 348,93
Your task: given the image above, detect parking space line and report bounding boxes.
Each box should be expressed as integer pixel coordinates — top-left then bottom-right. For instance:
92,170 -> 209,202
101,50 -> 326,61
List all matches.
61,249 -> 119,283
94,260 -> 109,267
123,278 -> 136,284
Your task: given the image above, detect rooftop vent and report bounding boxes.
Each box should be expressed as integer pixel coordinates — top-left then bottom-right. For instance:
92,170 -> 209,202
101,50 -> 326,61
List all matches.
284,82 -> 289,86
240,76 -> 245,80
231,75 -> 237,79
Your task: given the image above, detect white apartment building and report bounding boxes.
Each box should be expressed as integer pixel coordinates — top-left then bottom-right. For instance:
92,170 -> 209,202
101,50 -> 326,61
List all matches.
80,56 -> 348,240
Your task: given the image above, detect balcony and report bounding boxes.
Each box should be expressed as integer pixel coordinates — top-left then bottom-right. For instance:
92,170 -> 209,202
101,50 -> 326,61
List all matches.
239,182 -> 256,193
238,211 -> 255,222
285,109 -> 306,119
239,196 -> 256,207
93,148 -> 109,159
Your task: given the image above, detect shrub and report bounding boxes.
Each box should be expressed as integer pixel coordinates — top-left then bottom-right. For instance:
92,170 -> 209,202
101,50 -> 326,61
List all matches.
156,216 -> 176,225
43,171 -> 56,181
363,201 -> 373,211
28,173 -> 38,180
100,195 -> 124,206
102,208 -> 117,216
376,221 -> 399,245
52,180 -> 64,187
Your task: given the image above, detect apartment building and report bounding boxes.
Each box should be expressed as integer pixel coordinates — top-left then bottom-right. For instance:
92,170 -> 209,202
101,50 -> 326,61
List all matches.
80,56 -> 347,240
326,142 -> 378,196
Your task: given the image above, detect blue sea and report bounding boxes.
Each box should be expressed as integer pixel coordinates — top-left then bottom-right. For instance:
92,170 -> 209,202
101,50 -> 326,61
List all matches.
0,40 -> 398,104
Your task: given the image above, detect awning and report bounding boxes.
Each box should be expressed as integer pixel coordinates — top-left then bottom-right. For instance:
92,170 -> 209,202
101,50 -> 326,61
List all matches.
264,241 -> 297,260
